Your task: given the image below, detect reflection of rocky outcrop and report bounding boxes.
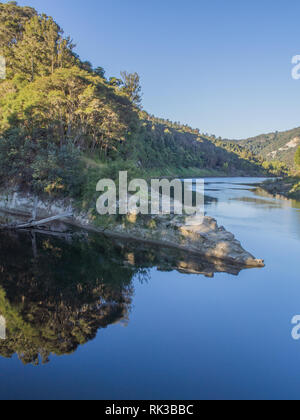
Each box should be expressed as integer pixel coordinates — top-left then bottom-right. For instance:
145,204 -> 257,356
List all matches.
119,241 -> 253,277
0,226 -> 261,366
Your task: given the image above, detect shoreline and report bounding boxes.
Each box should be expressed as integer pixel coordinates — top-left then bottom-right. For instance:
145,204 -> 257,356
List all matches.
0,186 -> 265,269
0,208 -> 265,269
259,177 -> 300,201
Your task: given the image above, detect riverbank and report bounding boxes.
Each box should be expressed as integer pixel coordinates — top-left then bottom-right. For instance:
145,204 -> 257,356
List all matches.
260,176 -> 300,200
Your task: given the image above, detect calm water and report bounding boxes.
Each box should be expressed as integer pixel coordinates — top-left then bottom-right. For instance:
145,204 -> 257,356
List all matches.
0,177 -> 300,400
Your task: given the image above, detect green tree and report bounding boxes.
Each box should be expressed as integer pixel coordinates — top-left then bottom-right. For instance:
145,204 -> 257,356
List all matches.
13,15 -> 46,81
0,1 -> 37,79
120,71 -> 142,107
13,15 -> 75,81
0,67 -> 138,152
0,1 -> 36,49
0,3 -> 76,82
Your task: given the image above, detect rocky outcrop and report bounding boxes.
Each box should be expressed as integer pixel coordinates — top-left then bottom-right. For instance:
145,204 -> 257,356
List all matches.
109,214 -> 264,268
0,190 -> 264,268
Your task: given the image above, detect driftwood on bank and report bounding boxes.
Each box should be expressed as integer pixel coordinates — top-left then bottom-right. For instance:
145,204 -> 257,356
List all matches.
0,212 -> 73,231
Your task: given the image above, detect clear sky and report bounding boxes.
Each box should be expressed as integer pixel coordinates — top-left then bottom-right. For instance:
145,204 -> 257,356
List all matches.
13,0 -> 300,138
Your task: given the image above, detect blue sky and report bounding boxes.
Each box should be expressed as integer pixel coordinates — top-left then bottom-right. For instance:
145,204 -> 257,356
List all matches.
14,0 -> 300,138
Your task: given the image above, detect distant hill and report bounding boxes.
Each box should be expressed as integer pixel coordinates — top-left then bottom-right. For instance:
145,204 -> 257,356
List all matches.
126,113 -> 274,178
236,127 -> 300,169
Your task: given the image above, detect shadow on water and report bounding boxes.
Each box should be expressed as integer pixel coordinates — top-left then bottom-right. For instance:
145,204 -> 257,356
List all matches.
0,227 -> 250,366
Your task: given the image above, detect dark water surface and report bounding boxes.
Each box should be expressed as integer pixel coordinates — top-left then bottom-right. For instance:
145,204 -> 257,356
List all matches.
0,177 -> 300,400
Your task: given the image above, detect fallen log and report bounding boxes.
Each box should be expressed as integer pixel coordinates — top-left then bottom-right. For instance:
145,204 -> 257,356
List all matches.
0,212 -> 73,230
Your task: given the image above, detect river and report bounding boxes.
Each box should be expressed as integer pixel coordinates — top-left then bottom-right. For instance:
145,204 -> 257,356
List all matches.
0,177 -> 300,400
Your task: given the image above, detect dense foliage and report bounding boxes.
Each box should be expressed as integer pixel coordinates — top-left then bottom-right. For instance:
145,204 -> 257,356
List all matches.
0,128 -> 84,196
124,115 -> 274,176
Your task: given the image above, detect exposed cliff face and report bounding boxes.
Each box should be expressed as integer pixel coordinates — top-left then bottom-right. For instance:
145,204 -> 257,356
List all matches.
0,190 -> 264,268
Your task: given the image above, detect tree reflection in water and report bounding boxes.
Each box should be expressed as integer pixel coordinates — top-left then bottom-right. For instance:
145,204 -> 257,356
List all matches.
0,229 -> 249,365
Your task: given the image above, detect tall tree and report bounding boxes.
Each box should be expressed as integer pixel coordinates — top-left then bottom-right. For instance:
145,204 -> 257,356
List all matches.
13,15 -> 45,81
120,71 -> 142,107
42,16 -> 61,75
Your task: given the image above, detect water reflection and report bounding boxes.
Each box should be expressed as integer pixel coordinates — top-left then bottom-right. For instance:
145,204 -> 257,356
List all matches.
229,196 -> 283,209
254,187 -> 300,240
0,228 -> 251,365
0,231 -> 136,365
255,187 -> 300,210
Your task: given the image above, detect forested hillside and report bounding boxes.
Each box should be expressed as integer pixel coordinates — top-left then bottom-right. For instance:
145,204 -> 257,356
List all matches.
0,2 -> 280,204
236,127 -> 300,170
